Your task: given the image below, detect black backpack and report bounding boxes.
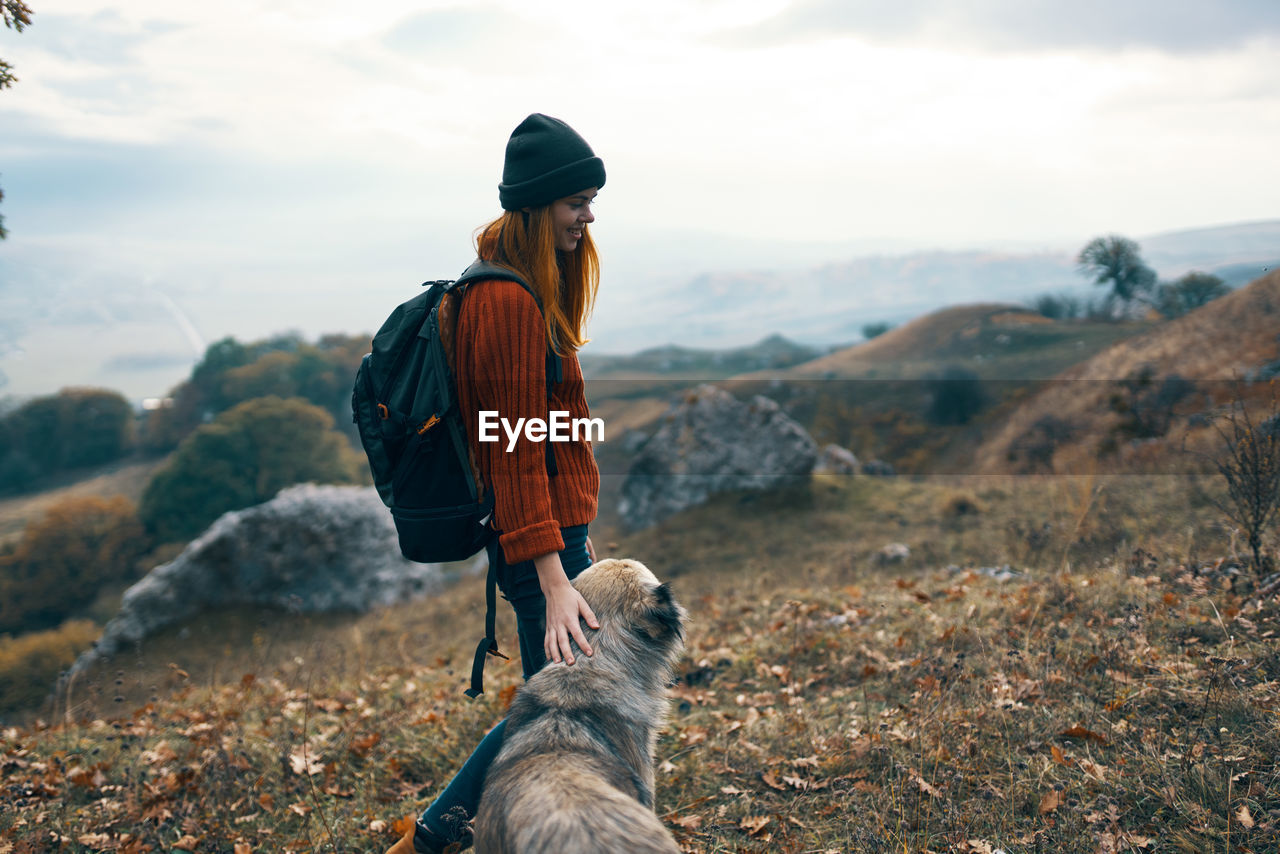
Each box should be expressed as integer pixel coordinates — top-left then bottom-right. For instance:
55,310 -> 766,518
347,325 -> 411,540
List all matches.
352,260 -> 559,696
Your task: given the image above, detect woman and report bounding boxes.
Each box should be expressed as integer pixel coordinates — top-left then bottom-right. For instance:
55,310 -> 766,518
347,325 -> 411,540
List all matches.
386,113 -> 606,854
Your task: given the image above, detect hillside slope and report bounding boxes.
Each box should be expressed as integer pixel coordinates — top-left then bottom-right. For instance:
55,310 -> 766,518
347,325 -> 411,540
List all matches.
972,269 -> 1280,474
763,304 -> 1147,382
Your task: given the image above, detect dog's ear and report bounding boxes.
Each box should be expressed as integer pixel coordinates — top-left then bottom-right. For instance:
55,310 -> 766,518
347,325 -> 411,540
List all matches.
643,583 -> 685,642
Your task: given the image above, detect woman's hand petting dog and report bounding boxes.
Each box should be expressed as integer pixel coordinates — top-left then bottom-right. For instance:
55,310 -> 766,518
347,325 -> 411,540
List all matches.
534,551 -> 599,665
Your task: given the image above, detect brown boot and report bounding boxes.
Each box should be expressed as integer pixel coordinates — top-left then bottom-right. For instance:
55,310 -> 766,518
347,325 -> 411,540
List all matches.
383,820 -> 459,854
384,824 -> 417,854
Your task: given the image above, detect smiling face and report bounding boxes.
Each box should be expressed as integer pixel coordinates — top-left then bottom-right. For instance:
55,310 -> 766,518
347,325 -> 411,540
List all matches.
549,187 -> 598,253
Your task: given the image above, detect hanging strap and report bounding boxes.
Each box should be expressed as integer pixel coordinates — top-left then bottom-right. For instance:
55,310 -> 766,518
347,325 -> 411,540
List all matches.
465,556 -> 509,699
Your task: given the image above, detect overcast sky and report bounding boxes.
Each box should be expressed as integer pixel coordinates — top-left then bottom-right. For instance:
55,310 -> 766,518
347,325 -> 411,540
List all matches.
1,0 -> 1278,393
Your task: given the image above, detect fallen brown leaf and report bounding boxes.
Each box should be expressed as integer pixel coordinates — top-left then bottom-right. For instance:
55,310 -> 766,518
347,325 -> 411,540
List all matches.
761,771 -> 786,791
1038,789 -> 1063,815
1060,725 -> 1108,745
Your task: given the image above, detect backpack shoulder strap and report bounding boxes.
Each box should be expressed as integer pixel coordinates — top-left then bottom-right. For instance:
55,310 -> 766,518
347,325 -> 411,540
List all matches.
449,261 -> 564,698
454,260 -> 535,302
451,260 -> 562,390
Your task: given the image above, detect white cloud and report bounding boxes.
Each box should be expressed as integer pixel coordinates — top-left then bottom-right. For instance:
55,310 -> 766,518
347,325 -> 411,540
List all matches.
1,0 -> 1277,271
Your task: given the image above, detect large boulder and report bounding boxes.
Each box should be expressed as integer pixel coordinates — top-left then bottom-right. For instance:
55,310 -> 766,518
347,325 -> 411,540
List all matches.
71,484 -> 475,674
619,384 -> 818,530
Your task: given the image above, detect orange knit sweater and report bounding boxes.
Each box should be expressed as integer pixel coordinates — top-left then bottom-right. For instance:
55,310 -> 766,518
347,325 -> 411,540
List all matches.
453,279 -> 599,564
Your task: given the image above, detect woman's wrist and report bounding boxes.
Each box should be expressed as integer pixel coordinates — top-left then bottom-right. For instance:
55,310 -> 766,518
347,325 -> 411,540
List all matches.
533,551 -> 570,592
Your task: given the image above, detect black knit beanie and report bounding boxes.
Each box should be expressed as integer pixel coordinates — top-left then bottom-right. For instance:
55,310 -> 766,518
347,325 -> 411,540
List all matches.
498,113 -> 606,211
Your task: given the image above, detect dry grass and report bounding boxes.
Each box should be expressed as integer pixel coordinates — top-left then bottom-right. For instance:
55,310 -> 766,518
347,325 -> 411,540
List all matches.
0,459 -> 165,547
2,474 -> 1277,853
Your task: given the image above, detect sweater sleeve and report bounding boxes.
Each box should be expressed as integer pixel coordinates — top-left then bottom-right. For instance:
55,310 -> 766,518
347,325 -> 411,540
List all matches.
461,281 -> 565,564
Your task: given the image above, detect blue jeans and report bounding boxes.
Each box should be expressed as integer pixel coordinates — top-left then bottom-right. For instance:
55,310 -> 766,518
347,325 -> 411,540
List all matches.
416,526 -> 591,845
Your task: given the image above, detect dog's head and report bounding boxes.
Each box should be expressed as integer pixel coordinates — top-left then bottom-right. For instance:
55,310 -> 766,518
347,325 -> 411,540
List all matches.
573,559 -> 687,661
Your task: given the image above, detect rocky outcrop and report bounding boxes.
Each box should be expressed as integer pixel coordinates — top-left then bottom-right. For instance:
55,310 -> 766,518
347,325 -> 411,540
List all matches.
71,484 -> 476,674
619,385 -> 819,530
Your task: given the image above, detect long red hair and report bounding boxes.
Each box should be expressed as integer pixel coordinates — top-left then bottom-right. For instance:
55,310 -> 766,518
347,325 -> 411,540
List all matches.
473,207 -> 599,353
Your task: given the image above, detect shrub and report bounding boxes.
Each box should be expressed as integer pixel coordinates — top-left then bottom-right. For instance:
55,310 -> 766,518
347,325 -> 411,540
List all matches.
1107,365 -> 1194,442
938,490 -> 983,517
138,396 -> 362,543
926,366 -> 986,425
1030,292 -> 1083,320
1007,414 -> 1076,473
861,322 -> 893,340
1155,271 -> 1230,318
0,619 -> 99,716
0,496 -> 149,635
1205,384 -> 1280,575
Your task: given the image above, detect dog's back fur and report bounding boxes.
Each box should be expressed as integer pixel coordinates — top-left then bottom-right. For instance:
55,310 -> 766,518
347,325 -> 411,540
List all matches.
473,559 -> 686,854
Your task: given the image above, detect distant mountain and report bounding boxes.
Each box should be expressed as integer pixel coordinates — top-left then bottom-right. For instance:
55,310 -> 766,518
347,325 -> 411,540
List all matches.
1141,220 -> 1280,271
590,219 -> 1280,354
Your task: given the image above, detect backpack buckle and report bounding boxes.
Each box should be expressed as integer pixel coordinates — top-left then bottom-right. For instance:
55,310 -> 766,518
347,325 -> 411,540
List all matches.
417,414 -> 441,435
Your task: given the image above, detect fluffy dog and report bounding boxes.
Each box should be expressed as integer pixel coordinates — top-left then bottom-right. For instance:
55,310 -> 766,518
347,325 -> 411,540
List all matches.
473,558 -> 687,854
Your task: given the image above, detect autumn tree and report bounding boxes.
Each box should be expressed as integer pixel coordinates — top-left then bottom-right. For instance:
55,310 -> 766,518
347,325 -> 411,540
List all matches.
142,333 -> 368,451
0,388 -> 135,493
0,495 -> 148,634
139,395 -> 363,543
1,0 -> 34,239
1076,235 -> 1157,315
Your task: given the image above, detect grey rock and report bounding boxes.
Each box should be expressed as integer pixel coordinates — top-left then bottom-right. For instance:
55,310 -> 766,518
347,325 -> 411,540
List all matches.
814,443 -> 859,474
877,543 -> 911,564
71,484 -> 472,674
861,459 -> 896,477
619,384 -> 818,530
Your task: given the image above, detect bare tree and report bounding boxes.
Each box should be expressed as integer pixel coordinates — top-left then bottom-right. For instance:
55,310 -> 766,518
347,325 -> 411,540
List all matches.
1077,235 -> 1157,316
1207,383 -> 1280,576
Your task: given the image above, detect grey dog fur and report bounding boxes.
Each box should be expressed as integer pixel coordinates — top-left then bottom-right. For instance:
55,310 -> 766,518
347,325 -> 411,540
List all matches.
472,558 -> 687,854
